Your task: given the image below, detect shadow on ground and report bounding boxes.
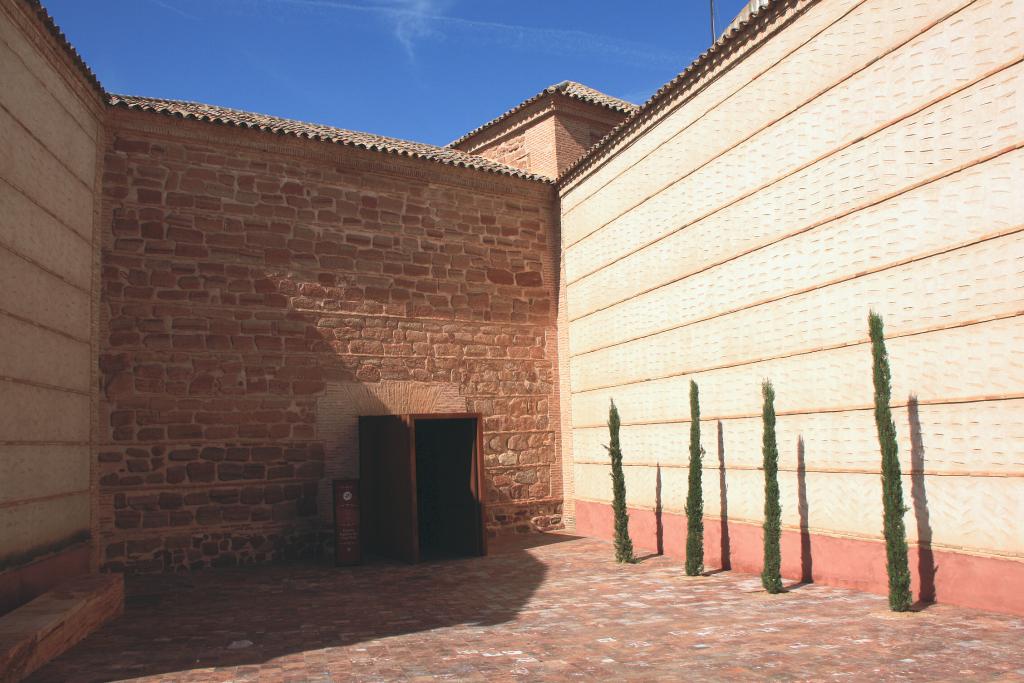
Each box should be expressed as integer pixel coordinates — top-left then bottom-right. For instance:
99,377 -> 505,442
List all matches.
29,534 -> 580,682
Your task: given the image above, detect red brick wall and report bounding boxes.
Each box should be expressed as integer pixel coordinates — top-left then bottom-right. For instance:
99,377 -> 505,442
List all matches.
470,110 -> 559,179
454,96 -> 628,178
477,129 -> 532,174
550,106 -> 617,176
97,110 -> 562,572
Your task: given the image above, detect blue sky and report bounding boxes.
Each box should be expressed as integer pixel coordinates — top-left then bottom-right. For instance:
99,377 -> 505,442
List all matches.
45,0 -> 751,147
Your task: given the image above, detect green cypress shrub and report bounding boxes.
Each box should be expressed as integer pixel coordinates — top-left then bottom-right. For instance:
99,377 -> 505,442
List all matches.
606,399 -> 635,563
869,312 -> 912,612
684,380 -> 704,576
761,380 -> 783,593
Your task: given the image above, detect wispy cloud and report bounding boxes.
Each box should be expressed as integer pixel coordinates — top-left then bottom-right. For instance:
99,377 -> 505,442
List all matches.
251,0 -> 684,67
379,0 -> 449,58
147,0 -> 201,21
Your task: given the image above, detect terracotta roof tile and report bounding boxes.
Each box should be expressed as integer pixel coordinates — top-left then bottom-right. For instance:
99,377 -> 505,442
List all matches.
448,81 -> 638,149
108,95 -> 554,183
559,0 -> 795,186
556,81 -> 639,115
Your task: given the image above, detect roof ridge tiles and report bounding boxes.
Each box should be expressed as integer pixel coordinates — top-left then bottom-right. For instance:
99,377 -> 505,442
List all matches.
107,94 -> 554,183
447,81 -> 638,149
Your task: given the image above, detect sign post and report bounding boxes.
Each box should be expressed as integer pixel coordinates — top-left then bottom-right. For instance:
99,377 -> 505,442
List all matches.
333,479 -> 360,566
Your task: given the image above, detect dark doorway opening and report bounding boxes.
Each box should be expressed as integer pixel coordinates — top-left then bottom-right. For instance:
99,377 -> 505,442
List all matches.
359,413 -> 486,563
415,418 -> 481,560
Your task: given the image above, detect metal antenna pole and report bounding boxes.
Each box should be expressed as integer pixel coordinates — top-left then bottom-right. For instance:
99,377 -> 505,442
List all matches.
710,0 -> 717,43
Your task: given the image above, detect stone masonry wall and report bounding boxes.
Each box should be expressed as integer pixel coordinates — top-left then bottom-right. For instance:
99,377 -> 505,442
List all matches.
469,108 -> 559,179
98,110 -> 562,572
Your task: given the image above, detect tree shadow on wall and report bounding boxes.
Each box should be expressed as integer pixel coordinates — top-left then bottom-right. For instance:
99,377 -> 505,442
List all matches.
717,421 -> 731,571
636,464 -> 664,562
655,463 -> 664,556
796,436 -> 812,585
28,535 -> 570,682
907,395 -> 937,607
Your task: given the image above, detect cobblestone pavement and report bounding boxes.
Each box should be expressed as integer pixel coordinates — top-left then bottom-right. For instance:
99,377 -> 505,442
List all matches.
29,534 -> 1024,682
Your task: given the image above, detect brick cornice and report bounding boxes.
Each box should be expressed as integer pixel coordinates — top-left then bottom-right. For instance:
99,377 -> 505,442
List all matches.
109,109 -> 557,204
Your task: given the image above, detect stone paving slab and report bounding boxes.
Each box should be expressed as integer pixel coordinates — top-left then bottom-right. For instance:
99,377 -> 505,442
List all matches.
26,535 -> 1024,682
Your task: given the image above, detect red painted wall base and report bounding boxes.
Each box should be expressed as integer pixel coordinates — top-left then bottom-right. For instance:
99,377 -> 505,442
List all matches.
575,499 -> 1024,616
0,543 -> 91,616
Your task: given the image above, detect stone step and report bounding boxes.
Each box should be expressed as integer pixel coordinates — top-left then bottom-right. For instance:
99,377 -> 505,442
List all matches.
0,574 -> 123,683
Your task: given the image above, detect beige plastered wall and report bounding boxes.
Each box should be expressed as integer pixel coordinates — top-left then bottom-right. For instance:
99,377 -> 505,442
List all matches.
559,0 -> 1024,561
0,0 -> 104,570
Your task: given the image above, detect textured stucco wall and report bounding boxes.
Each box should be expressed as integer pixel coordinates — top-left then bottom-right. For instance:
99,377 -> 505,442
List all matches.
559,0 -> 1023,608
0,0 -> 104,603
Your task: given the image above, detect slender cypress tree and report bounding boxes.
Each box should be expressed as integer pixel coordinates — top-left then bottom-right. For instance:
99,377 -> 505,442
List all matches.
869,312 -> 912,612
684,380 -> 704,576
606,399 -> 635,563
761,380 -> 783,593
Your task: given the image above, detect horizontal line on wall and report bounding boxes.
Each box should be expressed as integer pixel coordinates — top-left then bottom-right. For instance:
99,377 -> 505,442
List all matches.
96,518 -> 320,541
565,146 -> 1019,356
572,461 -> 1024,479
97,478 -> 321,495
107,193 -> 554,244
0,29 -> 100,144
562,0 -> 979,232
97,345 -> 554,364
0,100 -> 95,195
482,429 -> 555,435
102,295 -> 553,332
567,169 -> 1024,337
99,392 -> 549,407
0,307 -> 91,347
570,309 -> 1024,396
571,395 -> 1024,431
484,464 -> 556,472
564,19 -> 1014,262
570,393 -> 1024,430
110,116 -> 556,201
485,496 -> 562,507
560,0 -> 865,209
419,393 -> 549,399
0,440 -> 89,447
0,488 -> 89,510
572,497 -> 1024,562
96,440 -> 321,448
0,176 -> 89,249
569,222 -> 1024,363
0,374 -> 90,397
96,237 -> 557,280
290,308 -> 554,331
0,240 -> 91,296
